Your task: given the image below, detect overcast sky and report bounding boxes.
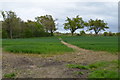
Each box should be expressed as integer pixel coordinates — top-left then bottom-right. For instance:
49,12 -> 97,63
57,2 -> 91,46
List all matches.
0,0 -> 118,33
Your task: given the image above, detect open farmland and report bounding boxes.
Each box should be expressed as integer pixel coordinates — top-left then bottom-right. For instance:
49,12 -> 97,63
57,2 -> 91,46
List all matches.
1,1 -> 118,79
2,36 -> 118,78
2,37 -> 74,54
62,36 -> 118,53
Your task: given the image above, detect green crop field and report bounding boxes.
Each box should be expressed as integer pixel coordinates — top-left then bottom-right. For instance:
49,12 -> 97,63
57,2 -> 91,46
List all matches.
2,37 -> 73,54
62,36 -> 118,53
2,36 -> 118,54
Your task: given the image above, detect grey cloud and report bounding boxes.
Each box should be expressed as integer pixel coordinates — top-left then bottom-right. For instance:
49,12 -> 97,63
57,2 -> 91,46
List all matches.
1,1 -> 118,32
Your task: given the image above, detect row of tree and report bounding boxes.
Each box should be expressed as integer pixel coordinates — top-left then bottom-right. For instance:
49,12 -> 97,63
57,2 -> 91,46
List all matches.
1,11 -> 111,39
1,11 -> 56,39
64,15 -> 109,35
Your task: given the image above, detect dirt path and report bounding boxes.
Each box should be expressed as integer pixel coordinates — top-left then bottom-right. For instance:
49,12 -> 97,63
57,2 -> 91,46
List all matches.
59,40 -> 118,64
2,41 -> 118,78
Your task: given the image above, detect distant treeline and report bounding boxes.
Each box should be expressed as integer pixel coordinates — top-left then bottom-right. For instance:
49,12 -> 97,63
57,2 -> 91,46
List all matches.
1,11 -> 119,39
1,11 -> 56,39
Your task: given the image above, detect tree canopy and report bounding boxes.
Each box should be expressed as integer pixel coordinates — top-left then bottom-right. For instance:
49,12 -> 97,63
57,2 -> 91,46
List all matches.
64,15 -> 84,35
1,11 -> 57,39
35,15 -> 57,36
1,10 -> 111,38
86,19 -> 109,35
1,11 -> 22,38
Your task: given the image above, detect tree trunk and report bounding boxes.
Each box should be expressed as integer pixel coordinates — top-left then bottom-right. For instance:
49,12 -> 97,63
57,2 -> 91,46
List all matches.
10,28 -> 13,39
94,30 -> 99,35
50,30 -> 53,36
71,30 -> 75,36
7,20 -> 13,39
95,32 -> 98,35
9,21 -> 13,39
71,32 -> 74,36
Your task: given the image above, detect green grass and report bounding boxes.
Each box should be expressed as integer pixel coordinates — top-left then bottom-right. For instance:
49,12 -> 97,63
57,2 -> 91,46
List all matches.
75,71 -> 84,75
88,70 -> 118,78
67,60 -> 119,78
67,64 -> 89,70
62,36 -> 118,53
88,60 -> 119,78
4,73 -> 16,78
2,37 -> 74,54
89,61 -> 110,69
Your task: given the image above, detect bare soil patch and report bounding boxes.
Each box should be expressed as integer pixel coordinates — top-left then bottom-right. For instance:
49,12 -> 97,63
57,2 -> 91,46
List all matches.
3,52 -> 87,78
